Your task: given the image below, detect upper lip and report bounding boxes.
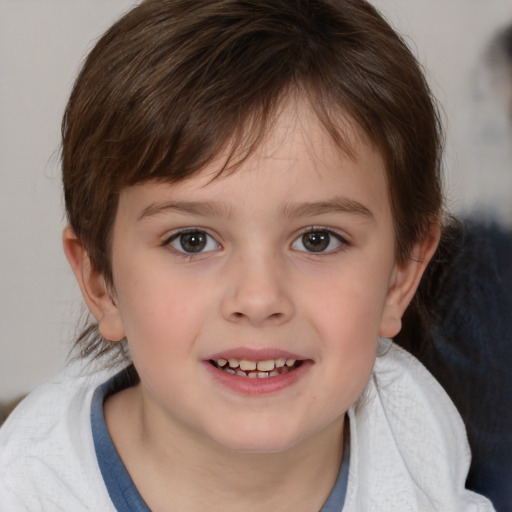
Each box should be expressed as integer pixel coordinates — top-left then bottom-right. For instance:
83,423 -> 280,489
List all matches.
207,347 -> 308,362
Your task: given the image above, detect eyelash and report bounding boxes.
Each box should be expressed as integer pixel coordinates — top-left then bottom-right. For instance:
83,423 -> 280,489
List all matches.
163,226 -> 350,257
164,228 -> 221,256
291,227 -> 349,254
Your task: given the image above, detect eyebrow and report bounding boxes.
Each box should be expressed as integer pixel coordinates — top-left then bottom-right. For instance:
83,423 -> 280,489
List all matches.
281,197 -> 375,221
138,200 -> 231,221
138,196 -> 374,222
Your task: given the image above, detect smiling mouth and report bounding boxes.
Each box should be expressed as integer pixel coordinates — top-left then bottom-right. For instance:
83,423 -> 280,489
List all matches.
209,357 -> 303,378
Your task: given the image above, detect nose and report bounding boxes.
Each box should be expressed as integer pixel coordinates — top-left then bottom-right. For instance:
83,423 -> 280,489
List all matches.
220,253 -> 295,327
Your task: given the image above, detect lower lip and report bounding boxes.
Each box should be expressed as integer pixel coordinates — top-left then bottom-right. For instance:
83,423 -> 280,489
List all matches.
203,360 -> 312,395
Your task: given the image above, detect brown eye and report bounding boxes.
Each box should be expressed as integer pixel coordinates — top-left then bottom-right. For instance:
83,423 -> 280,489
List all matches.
180,232 -> 207,252
169,230 -> 219,254
302,231 -> 330,252
292,229 -> 345,253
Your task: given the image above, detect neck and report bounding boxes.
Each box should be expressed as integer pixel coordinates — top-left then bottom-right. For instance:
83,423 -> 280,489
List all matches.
105,384 -> 346,512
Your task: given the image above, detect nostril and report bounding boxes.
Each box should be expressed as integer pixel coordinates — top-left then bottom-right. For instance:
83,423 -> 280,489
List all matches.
223,294 -> 294,326
232,311 -> 283,321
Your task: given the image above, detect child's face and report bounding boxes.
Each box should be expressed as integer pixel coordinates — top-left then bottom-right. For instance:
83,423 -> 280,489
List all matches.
100,101 -> 417,454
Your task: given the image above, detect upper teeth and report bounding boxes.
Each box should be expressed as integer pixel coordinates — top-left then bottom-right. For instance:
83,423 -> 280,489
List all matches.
221,358 -> 296,371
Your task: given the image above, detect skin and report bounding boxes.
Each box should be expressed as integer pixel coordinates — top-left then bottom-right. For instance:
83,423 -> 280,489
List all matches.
64,99 -> 439,511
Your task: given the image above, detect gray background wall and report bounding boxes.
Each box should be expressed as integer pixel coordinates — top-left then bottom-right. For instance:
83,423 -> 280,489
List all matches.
1,0 -> 511,399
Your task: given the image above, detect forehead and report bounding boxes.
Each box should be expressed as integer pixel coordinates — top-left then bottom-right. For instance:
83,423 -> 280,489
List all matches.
221,96 -> 377,177
117,99 -> 391,226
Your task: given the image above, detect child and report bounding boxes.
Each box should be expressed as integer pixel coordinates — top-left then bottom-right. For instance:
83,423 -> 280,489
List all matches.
0,0 -> 496,510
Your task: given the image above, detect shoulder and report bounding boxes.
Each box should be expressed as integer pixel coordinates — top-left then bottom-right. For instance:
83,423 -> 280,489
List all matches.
0,360 -> 119,511
372,341 -> 466,441
342,341 -> 496,512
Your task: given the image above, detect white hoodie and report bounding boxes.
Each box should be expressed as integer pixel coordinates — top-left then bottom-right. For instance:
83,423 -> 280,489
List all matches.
0,341 -> 495,511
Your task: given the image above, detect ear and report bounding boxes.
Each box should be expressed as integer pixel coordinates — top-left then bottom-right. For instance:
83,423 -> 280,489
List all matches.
62,226 -> 126,342
379,223 -> 441,338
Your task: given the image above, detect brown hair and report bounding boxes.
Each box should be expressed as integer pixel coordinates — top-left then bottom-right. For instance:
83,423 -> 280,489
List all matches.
62,0 -> 444,361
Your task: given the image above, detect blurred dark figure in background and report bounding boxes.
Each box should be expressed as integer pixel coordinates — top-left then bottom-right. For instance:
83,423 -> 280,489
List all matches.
489,23 -> 512,118
398,22 -> 512,512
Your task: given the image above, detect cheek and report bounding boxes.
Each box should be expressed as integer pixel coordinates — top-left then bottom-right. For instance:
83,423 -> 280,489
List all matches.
306,268 -> 390,340
114,263 -> 210,354
117,272 -> 209,400
301,269 -> 388,398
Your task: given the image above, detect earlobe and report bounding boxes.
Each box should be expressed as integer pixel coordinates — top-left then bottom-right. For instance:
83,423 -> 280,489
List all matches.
62,226 -> 126,342
379,224 -> 441,339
